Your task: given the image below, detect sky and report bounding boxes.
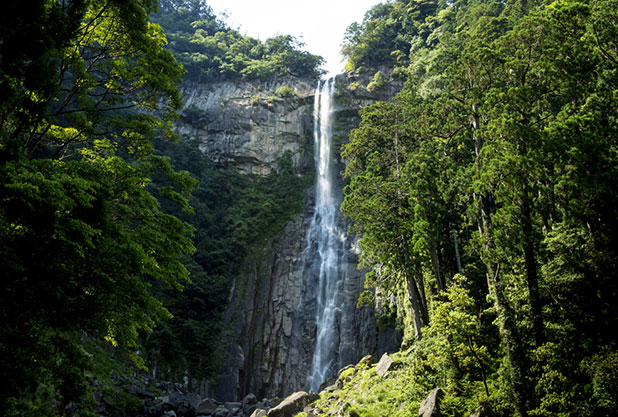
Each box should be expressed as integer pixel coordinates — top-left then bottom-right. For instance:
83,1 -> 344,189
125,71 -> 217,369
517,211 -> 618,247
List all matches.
205,0 -> 382,75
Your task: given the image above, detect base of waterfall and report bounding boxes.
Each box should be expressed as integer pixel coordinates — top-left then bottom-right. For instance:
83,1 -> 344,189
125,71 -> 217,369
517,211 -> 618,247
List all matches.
110,386 -> 317,417
63,349 -> 495,417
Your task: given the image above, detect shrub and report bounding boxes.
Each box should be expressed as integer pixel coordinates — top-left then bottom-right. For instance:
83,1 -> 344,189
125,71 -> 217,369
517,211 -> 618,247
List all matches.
275,84 -> 296,98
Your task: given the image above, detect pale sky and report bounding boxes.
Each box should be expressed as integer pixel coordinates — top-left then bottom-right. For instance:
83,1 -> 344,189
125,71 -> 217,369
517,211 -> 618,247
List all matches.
205,0 -> 382,75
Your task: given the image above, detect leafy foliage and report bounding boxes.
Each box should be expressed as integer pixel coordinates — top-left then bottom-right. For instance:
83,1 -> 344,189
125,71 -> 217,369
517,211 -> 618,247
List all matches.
151,0 -> 324,82
0,0 -> 195,414
342,0 -> 618,415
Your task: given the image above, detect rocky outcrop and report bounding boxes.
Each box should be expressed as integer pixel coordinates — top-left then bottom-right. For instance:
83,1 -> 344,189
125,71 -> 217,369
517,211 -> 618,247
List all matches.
213,70 -> 403,402
177,77 -> 315,176
266,391 -> 319,417
419,388 -> 444,417
375,353 -> 395,377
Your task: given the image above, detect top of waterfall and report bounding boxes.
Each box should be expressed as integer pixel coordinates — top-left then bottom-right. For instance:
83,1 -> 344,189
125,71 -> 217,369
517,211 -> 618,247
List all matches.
205,0 -> 382,75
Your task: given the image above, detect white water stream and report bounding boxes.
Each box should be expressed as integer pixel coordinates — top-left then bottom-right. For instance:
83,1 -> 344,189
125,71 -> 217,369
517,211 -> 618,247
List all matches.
304,78 -> 346,392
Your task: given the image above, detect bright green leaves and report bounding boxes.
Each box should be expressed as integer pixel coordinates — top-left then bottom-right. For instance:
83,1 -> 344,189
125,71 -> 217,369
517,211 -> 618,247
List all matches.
0,155 -> 195,339
424,275 -> 494,399
1,0 -> 184,160
342,0 -> 441,71
151,1 -> 324,82
0,156 -> 196,413
342,0 -> 618,415
0,0 -> 195,414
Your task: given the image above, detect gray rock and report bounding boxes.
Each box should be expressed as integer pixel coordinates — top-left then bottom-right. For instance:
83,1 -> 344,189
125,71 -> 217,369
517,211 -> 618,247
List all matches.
242,393 -> 258,406
149,401 -> 169,416
242,393 -> 259,415
375,353 -> 395,377
196,399 -> 219,415
178,78 -> 315,176
129,385 -> 156,399
266,391 -> 319,417
318,378 -> 337,393
225,401 -> 242,411
419,388 -> 444,417
185,393 -> 202,409
161,392 -> 186,409
214,405 -> 231,417
163,411 -> 177,417
214,70 -> 402,400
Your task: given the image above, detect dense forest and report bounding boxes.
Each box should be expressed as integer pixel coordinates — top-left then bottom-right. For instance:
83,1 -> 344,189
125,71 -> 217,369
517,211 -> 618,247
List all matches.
1,0 -> 618,416
334,0 -> 618,415
0,0 -> 317,415
151,0 -> 323,82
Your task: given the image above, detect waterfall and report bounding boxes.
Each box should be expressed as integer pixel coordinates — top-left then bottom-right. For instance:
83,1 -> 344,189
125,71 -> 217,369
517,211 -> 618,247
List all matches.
304,77 -> 347,392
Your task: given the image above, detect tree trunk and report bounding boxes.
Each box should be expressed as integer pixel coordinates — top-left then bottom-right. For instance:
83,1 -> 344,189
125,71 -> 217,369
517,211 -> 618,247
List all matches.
429,235 -> 445,292
405,272 -> 427,340
520,189 -> 544,346
482,199 -> 531,417
453,230 -> 462,274
487,265 -> 530,417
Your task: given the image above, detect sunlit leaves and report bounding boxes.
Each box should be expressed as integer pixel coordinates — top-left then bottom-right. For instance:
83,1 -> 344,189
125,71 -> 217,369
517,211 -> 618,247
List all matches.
342,0 -> 618,414
152,1 -> 324,82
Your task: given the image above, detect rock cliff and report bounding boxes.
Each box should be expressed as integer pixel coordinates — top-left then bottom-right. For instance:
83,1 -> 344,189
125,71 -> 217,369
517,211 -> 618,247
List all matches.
177,77 -> 315,176
179,70 -> 403,402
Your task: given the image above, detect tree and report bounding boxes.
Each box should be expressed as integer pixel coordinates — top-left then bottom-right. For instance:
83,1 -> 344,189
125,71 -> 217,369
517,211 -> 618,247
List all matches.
343,100 -> 431,340
342,0 -> 618,414
0,0 -> 195,414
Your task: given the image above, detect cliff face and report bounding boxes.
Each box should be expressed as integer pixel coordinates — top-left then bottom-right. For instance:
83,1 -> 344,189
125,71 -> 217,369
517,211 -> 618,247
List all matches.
217,187 -> 377,401
180,70 -> 403,402
177,77 -> 315,175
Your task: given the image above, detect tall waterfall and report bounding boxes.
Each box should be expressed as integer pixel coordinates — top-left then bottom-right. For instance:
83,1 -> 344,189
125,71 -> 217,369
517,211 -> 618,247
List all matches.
304,77 -> 348,392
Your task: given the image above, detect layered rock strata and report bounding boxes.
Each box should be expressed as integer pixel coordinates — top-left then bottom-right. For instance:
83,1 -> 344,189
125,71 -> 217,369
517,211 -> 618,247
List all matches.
177,77 -> 315,176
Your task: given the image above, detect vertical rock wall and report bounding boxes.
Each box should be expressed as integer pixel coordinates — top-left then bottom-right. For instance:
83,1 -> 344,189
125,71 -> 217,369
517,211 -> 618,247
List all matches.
218,189 -> 377,401
177,77 -> 316,175
180,71 -> 403,402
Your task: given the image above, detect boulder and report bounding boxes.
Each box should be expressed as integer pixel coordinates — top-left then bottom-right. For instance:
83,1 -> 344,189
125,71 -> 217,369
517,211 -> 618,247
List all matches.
225,401 -> 242,411
242,394 -> 258,406
176,392 -> 201,416
129,385 -> 156,399
375,353 -> 395,377
214,405 -> 230,417
161,392 -> 186,410
242,393 -> 259,415
185,393 -> 202,409
419,388 -> 444,417
163,412 -> 177,417
250,409 -> 268,417
318,378 -> 337,393
266,391 -> 319,417
196,398 -> 219,415
358,354 -> 375,367
149,401 -> 170,416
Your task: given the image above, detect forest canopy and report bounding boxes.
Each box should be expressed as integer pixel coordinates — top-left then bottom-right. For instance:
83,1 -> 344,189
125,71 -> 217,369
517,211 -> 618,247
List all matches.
0,0 -> 196,414
151,0 -> 325,82
341,0 -> 618,415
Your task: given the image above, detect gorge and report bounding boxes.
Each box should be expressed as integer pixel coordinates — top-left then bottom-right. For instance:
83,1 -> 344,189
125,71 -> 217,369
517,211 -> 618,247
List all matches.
199,70 -> 403,402
3,1 -> 618,415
